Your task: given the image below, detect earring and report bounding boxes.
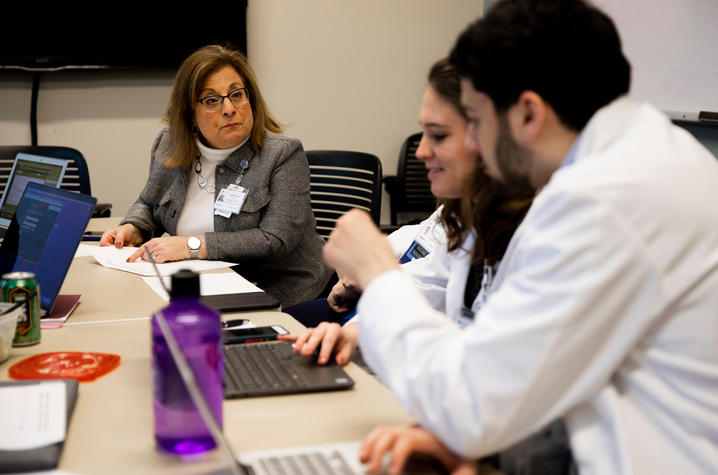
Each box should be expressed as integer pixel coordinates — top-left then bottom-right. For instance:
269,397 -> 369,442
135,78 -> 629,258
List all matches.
192,124 -> 199,135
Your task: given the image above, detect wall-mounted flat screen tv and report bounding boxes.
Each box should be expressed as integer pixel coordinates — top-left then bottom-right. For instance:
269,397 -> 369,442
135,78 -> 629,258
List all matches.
0,2 -> 247,71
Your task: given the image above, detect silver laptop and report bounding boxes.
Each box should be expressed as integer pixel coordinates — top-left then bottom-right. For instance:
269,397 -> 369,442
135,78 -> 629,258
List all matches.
236,440 -> 445,474
0,153 -> 68,237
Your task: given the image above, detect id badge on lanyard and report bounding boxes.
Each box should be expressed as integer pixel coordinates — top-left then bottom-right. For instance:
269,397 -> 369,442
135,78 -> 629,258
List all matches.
398,213 -> 442,264
213,184 -> 248,218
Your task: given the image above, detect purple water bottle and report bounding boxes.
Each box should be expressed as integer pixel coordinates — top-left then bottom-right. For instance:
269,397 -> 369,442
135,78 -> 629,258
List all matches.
151,269 -> 223,455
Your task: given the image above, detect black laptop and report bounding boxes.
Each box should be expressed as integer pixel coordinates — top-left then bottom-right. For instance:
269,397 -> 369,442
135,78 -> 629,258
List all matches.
140,251 -> 354,400
223,341 -> 355,398
0,182 -> 96,315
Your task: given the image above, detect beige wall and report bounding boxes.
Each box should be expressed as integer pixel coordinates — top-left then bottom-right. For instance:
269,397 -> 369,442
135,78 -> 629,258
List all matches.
0,0 -> 482,223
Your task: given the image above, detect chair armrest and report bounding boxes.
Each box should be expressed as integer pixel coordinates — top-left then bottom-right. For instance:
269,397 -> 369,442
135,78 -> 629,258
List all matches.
92,203 -> 113,218
383,175 -> 399,196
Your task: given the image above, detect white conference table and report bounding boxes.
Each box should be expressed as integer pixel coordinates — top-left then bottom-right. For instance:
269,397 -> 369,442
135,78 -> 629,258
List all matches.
0,218 -> 415,474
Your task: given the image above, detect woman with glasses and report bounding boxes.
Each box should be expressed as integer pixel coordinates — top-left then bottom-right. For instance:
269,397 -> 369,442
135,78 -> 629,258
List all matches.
101,45 -> 332,307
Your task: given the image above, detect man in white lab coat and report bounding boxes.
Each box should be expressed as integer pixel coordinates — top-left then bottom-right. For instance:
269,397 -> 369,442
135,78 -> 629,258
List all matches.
323,0 -> 718,473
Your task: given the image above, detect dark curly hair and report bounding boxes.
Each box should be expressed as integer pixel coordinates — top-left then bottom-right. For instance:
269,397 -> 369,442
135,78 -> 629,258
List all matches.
449,0 -> 630,131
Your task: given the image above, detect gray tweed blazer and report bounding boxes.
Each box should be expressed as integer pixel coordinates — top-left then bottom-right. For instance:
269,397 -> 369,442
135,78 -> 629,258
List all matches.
121,128 -> 332,307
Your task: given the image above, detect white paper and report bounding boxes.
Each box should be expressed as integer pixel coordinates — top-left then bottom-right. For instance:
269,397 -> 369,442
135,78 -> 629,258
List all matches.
73,243 -> 98,258
142,272 -> 261,301
0,381 -> 66,450
91,246 -> 237,276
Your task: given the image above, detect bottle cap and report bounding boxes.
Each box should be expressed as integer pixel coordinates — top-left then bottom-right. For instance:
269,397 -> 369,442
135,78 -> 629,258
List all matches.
170,269 -> 200,298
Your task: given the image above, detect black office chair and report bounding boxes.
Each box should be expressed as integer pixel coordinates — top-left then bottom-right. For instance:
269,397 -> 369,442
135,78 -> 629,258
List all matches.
383,132 -> 437,229
0,145 -> 112,217
306,150 -> 382,240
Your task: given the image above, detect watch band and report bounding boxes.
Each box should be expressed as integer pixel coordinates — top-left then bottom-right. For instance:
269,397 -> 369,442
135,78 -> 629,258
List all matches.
188,236 -> 201,260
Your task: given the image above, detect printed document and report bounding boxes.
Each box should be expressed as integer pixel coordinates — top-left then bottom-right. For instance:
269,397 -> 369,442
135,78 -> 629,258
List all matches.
0,381 -> 66,450
91,246 -> 237,276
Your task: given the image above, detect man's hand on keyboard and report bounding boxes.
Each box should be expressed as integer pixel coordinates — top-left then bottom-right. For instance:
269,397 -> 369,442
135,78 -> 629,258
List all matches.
359,424 -> 475,475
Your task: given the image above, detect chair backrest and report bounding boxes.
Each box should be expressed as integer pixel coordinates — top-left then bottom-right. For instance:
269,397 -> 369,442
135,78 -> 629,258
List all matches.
387,132 -> 436,225
0,145 -> 91,196
306,150 -> 383,239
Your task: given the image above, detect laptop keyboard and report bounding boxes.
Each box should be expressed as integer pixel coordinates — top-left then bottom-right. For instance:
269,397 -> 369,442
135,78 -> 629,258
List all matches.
224,342 -> 309,394
258,451 -> 355,475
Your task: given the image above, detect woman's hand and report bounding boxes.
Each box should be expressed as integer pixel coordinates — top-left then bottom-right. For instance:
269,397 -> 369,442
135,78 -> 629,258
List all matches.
360,425 -> 473,475
327,278 -> 362,313
100,224 -> 143,248
125,236 -> 205,263
278,321 -> 359,365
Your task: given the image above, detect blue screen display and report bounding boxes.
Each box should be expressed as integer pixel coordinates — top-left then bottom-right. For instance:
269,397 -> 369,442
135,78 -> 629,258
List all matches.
0,183 -> 96,311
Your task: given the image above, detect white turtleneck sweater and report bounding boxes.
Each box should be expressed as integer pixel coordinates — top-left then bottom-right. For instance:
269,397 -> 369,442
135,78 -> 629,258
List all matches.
175,138 -> 247,237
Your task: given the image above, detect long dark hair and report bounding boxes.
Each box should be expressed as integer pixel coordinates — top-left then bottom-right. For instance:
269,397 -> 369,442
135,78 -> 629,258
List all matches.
428,58 -> 531,265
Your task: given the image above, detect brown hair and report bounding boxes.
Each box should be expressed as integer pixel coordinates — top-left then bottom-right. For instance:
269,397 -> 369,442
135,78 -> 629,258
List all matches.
427,58 -> 531,265
162,44 -> 283,168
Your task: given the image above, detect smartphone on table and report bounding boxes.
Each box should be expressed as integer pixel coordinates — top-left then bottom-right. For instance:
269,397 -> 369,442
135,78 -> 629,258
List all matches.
223,324 -> 289,344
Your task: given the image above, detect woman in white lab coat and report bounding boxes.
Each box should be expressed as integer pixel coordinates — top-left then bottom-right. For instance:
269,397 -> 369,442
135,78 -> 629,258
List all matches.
281,59 -> 532,473
285,58 -> 530,364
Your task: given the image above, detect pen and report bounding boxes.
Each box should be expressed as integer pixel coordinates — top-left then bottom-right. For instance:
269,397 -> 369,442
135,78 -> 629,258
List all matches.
81,235 -> 101,241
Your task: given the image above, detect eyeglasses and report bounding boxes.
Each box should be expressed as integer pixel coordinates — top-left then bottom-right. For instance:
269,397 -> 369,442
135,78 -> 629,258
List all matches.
197,88 -> 249,112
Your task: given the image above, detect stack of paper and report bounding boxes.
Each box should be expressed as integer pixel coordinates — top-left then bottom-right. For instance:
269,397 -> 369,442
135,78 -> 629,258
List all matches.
142,272 -> 262,301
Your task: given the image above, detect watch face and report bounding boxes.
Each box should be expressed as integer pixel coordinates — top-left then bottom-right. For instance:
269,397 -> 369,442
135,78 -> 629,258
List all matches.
188,236 -> 200,250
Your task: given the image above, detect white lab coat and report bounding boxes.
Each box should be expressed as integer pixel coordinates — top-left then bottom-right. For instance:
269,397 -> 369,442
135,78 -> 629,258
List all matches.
399,229 -> 483,327
346,208 -> 451,322
348,207 -> 495,325
357,98 -> 718,474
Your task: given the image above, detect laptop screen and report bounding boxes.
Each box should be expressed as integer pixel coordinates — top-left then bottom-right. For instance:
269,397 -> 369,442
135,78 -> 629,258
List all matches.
0,153 -> 68,227
0,182 -> 96,312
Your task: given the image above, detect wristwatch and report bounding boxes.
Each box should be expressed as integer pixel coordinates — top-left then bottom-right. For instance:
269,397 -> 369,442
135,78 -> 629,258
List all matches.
187,236 -> 201,259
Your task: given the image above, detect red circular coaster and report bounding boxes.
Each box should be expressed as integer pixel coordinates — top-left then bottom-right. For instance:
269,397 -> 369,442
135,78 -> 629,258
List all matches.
8,351 -> 121,382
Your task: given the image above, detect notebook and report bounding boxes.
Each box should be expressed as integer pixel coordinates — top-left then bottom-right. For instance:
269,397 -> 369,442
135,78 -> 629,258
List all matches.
152,288 -> 444,475
0,379 -> 79,473
0,182 -> 96,315
0,153 -> 68,238
201,291 -> 280,313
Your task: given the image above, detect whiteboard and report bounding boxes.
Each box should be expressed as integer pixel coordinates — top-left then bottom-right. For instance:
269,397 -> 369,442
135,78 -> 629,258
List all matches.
593,0 -> 718,119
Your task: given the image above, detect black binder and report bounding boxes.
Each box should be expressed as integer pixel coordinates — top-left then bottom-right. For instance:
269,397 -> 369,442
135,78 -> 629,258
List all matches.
200,291 -> 280,313
0,379 -> 78,473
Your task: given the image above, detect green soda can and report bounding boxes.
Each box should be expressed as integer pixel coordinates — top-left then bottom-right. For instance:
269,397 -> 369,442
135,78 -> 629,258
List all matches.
2,272 -> 41,346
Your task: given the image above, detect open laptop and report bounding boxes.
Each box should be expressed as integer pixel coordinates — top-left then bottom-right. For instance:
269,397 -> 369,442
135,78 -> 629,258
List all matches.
223,340 -> 354,398
0,182 -> 96,315
152,284 -> 444,475
143,251 -> 354,399
0,153 -> 68,238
